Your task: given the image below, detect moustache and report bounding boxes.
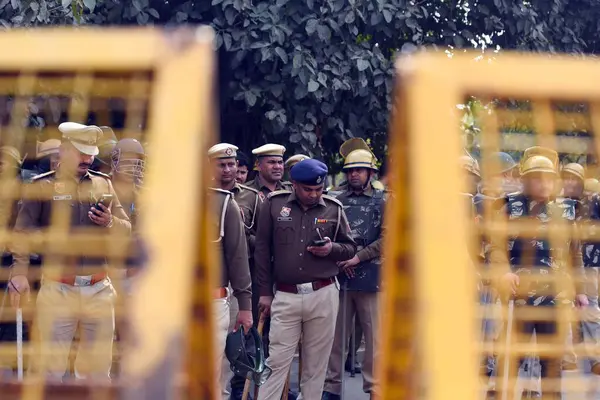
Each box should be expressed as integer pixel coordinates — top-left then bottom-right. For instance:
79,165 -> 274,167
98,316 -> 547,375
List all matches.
78,163 -> 92,168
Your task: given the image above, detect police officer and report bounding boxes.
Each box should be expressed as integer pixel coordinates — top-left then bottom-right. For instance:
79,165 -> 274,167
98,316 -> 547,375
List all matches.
206,143 -> 262,399
90,126 -> 118,175
488,148 -> 588,399
236,150 -> 251,184
8,122 -> 132,381
323,149 -> 385,400
255,159 -> 356,400
561,163 -> 600,375
208,172 -> 253,394
246,144 -> 292,202
110,138 -> 145,226
36,138 -> 61,175
284,154 -> 310,180
0,145 -> 24,373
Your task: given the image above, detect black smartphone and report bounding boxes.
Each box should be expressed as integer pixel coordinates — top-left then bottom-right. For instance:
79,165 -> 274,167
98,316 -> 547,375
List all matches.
94,194 -> 113,209
311,239 -> 327,247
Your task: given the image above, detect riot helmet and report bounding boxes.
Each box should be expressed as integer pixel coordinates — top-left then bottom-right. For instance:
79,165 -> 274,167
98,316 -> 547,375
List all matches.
111,138 -> 145,186
225,327 -> 271,386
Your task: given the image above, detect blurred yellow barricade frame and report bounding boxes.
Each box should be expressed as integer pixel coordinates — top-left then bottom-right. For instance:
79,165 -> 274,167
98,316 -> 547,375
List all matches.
382,52 -> 600,400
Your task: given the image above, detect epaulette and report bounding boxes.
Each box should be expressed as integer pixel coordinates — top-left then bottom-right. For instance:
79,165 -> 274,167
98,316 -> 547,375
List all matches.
88,169 -> 111,179
31,170 -> 55,181
209,187 -> 233,196
322,194 -> 343,207
267,190 -> 291,199
238,183 -> 259,195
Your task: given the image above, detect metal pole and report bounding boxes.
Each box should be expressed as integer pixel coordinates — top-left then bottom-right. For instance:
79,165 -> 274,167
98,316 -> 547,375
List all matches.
341,283 -> 348,399
501,300 -> 514,400
350,322 -> 356,378
16,307 -> 23,381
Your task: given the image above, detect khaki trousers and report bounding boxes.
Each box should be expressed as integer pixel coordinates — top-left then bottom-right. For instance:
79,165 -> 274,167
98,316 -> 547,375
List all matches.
34,278 -> 116,381
257,284 -> 339,400
221,288 -> 238,399
214,296 -> 231,395
324,290 -> 380,395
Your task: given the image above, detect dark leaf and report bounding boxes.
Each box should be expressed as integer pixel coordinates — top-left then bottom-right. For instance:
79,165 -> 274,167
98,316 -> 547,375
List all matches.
275,47 -> 288,63
61,0 -> 71,8
30,2 -> 39,11
136,12 -> 149,24
357,59 -> 370,71
83,0 -> 95,12
244,91 -> 257,107
10,0 -> 18,10
305,19 -> 318,35
321,102 -> 333,115
383,9 -> 392,23
308,80 -> 319,92
293,53 -> 303,69
317,24 -> 331,41
212,0 -> 224,4
290,133 -> 302,143
224,33 -> 232,50
345,10 -> 355,24
0,0 -> 10,8
265,111 -> 278,120
176,11 -> 188,22
370,11 -> 381,26
406,17 -> 417,30
250,41 -> 270,49
294,85 -> 308,100
317,72 -> 327,86
148,8 -> 159,18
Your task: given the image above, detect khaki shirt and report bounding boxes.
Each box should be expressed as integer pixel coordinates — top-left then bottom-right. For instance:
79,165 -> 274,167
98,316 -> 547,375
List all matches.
230,183 -> 261,256
11,169 -> 131,277
245,175 -> 292,202
210,188 -> 252,310
255,190 -> 357,296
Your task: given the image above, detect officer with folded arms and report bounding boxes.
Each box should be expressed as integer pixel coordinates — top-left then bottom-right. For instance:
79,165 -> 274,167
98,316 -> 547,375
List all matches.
254,158 -> 356,400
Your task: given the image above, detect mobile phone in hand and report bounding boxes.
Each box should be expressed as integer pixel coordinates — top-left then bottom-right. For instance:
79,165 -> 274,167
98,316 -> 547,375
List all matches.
311,239 -> 327,247
94,194 -> 113,210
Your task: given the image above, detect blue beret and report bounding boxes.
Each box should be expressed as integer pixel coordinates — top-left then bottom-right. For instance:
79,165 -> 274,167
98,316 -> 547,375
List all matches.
290,159 -> 328,185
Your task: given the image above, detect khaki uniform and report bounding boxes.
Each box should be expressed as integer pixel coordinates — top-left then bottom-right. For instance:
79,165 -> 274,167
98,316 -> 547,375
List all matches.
255,190 -> 356,400
209,188 -> 252,394
245,175 -> 292,203
12,169 -> 131,381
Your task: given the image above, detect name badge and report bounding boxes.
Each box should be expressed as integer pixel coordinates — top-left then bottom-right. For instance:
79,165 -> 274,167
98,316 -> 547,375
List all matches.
277,217 -> 292,222
53,195 -> 72,201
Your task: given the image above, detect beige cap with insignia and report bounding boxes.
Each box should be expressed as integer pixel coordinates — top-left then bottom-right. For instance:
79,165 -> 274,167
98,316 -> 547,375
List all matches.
58,122 -> 103,156
36,139 -> 61,159
252,143 -> 286,158
208,143 -> 238,159
285,154 -> 310,169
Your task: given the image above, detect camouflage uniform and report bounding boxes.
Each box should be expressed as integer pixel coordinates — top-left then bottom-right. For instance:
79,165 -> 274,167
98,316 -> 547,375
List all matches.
489,192 -> 585,397
574,193 -> 600,372
323,183 -> 385,396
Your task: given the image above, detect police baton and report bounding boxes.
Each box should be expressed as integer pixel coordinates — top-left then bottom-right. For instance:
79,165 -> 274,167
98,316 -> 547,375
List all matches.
243,312 -> 266,400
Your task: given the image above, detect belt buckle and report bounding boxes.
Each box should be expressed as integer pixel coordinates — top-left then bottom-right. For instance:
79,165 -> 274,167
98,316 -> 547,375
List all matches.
74,275 -> 92,287
296,282 -> 314,294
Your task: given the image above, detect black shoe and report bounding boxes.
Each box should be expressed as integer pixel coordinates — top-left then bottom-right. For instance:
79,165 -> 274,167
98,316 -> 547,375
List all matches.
287,390 -> 298,400
345,359 -> 362,374
321,391 -> 341,400
230,387 -> 251,400
521,390 -> 541,398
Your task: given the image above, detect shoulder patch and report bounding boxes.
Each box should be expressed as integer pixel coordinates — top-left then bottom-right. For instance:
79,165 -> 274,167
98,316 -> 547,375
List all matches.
31,170 -> 55,181
267,190 -> 291,199
322,194 -> 343,207
88,169 -> 111,179
238,183 -> 259,194
209,187 -> 233,196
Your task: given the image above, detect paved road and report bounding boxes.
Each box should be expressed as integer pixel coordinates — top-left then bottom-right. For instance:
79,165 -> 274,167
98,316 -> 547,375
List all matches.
288,352 -> 369,400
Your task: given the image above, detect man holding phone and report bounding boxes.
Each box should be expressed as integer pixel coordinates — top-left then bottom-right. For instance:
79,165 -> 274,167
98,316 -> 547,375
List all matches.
9,122 -> 131,382
254,158 -> 356,400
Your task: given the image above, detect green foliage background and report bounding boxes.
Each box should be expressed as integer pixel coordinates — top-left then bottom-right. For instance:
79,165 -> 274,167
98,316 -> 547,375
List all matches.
2,0 -> 600,171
